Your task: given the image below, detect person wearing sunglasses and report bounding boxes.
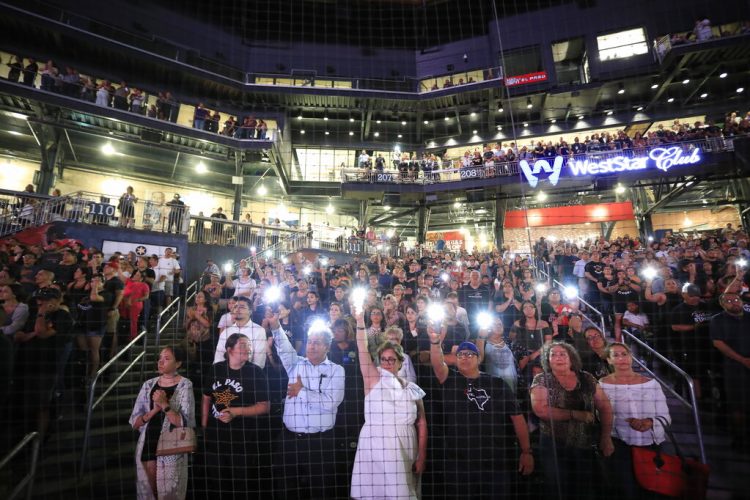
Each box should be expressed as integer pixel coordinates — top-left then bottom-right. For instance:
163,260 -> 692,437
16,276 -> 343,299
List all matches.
351,308 -> 427,499
427,326 -> 533,498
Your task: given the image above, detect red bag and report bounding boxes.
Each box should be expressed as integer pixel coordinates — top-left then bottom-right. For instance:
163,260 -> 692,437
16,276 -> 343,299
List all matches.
631,417 -> 710,499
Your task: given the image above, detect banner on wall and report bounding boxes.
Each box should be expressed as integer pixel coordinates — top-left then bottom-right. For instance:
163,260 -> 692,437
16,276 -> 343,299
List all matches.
426,230 -> 465,251
505,71 -> 548,87
102,240 -> 172,259
504,202 -> 635,229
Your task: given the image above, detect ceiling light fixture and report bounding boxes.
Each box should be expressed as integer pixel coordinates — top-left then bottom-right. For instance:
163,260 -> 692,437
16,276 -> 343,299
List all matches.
523,122 -> 528,127
324,131 -> 330,135
376,120 -> 381,124
374,132 -> 380,137
444,115 -> 450,121
651,83 -> 658,89
257,184 -> 268,196
496,126 -> 502,131
719,72 -> 728,78
349,131 -> 354,136
401,120 -> 407,125
423,120 -> 429,125
195,162 -> 207,174
667,97 -> 674,103
498,107 -> 504,113
349,117 -> 355,122
300,130 -> 305,134
550,119 -> 556,123
470,112 -> 476,117
398,134 -> 402,138
617,83 -> 625,94
737,87 -> 745,93
636,106 -> 644,111
606,110 -> 613,116
700,93 -> 708,99
526,98 -> 533,109
682,78 -> 690,85
101,142 -> 115,155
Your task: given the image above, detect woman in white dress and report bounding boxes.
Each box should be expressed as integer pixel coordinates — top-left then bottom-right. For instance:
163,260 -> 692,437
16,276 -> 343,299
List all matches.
351,309 -> 427,500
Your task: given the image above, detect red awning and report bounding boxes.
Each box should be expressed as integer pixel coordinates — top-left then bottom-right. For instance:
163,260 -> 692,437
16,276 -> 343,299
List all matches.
504,202 -> 635,228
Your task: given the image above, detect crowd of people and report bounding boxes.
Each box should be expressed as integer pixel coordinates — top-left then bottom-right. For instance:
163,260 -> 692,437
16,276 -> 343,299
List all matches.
2,222 -> 750,499
4,54 -> 271,138
348,111 -> 750,184
138,225 -> 745,498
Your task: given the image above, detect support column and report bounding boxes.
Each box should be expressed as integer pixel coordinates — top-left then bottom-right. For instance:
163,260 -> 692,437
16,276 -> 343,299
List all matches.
494,199 -> 507,248
417,202 -> 430,245
358,200 -> 369,229
733,179 -> 750,231
232,151 -> 243,221
37,130 -> 61,195
638,213 -> 654,242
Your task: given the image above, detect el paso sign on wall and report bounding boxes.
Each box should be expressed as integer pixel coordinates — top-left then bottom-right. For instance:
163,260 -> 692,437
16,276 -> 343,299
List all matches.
519,146 -> 703,188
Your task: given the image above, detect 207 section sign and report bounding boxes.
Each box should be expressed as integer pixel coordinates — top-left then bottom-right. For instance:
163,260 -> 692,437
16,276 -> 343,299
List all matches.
505,71 -> 548,87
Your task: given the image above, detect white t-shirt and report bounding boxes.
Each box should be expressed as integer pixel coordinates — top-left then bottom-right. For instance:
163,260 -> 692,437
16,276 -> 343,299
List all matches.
150,267 -> 166,292
623,311 -> 649,329
233,277 -> 257,298
213,321 -> 268,368
217,312 -> 233,332
157,256 -> 180,283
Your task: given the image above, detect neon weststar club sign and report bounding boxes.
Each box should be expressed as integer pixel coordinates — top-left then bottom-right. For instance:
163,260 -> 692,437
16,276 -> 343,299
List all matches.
519,146 -> 702,187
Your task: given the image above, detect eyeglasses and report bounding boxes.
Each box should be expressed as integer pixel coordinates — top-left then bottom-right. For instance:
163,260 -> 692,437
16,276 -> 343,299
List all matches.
585,335 -> 602,342
456,352 -> 478,359
380,357 -> 398,364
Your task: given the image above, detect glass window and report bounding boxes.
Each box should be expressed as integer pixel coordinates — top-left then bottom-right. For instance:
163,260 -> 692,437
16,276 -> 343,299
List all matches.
597,28 -> 648,61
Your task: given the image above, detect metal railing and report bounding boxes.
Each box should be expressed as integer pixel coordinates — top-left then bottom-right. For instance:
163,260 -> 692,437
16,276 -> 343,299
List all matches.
155,297 -> 181,349
621,328 -> 706,463
0,432 -> 41,500
340,137 -> 734,186
79,328 -> 148,477
182,280 -> 198,326
0,189 -> 69,238
188,216 -> 307,249
535,261 -> 608,335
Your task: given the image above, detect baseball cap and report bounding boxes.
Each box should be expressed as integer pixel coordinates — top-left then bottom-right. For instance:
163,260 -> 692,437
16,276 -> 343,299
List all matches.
456,342 -> 479,355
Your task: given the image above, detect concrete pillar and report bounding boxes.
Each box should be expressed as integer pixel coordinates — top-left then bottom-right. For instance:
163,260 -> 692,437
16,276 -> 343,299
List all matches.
494,199 -> 507,248
37,130 -> 61,195
232,151 -> 243,221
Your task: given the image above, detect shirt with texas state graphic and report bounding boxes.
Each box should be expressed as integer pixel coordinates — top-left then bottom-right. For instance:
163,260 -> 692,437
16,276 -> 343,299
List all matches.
438,370 -> 520,470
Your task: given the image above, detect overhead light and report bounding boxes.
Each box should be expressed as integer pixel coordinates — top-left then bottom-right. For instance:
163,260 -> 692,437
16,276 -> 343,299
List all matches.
374,132 -> 380,137
326,203 -> 334,214
401,120 -> 407,125
667,97 -> 674,103
738,87 -> 745,93
536,191 -> 547,202
498,107 -> 504,113
650,83 -> 658,89
606,110 -> 613,116
617,83 -> 625,94
349,131 -> 354,136
526,98 -> 533,109
195,162 -> 207,174
324,131 -> 330,135
323,116 -> 329,121
615,184 -> 626,194
444,115 -> 450,121
376,120 -> 382,124
257,184 -> 268,196
700,93 -> 708,99
636,106 -> 644,111
682,78 -> 690,85
523,122 -> 528,127
398,134 -> 402,138
297,113 -> 303,120
423,120 -> 429,125
470,112 -> 476,117
8,112 -> 28,120
300,129 -> 305,134
578,115 -> 584,120
349,117 -> 355,122
383,205 -> 391,211
453,201 -> 461,208
719,72 -> 728,78
550,119 -> 557,123
496,125 -> 502,131
7,130 -> 22,136
472,129 -> 478,134
101,142 -> 115,155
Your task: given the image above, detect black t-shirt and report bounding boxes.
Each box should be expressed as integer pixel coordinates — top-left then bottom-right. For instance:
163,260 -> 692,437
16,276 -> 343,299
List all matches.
33,308 -> 74,373
76,291 -> 112,332
439,370 -> 520,469
459,284 -> 491,320
55,263 -> 78,285
612,285 -> 639,305
203,361 -> 270,439
584,261 -> 605,282
103,277 -> 124,309
671,301 -> 718,330
710,311 -> 750,362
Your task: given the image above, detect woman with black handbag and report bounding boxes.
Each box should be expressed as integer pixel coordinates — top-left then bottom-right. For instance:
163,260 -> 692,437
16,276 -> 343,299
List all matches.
129,346 -> 195,499
600,342 -> 671,499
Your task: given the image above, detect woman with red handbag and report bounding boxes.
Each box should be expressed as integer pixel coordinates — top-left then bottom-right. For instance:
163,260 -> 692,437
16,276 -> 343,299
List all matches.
600,343 -> 671,499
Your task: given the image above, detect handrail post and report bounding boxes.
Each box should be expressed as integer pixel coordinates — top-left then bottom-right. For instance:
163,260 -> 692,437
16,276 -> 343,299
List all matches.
621,329 -> 706,463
